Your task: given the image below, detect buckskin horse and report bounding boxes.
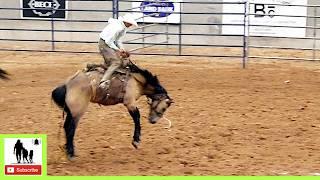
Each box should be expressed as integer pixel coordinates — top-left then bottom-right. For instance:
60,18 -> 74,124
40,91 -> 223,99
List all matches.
52,62 -> 173,159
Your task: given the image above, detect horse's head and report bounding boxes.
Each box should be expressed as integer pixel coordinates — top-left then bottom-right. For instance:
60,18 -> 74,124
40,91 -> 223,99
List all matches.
147,94 -> 173,124
131,65 -> 173,124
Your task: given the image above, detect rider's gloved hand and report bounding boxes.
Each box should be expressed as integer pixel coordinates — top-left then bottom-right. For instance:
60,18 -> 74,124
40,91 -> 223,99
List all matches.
119,49 -> 130,58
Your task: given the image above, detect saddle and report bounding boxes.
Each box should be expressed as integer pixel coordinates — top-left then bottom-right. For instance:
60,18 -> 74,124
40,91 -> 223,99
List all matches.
84,60 -> 138,105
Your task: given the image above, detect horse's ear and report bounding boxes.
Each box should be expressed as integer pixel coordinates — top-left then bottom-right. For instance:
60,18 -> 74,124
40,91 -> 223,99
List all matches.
154,75 -> 159,83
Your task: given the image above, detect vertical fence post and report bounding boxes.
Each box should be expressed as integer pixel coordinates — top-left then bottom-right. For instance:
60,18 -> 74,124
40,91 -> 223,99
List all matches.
142,16 -> 145,48
166,1 -> 169,48
51,6 -> 55,51
242,0 -> 249,68
166,21 -> 169,48
113,0 -> 119,19
313,7 -> 317,61
178,0 -> 182,55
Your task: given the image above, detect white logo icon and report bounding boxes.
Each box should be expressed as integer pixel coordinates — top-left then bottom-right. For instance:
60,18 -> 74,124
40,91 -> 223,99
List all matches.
28,0 -> 61,17
7,167 -> 14,173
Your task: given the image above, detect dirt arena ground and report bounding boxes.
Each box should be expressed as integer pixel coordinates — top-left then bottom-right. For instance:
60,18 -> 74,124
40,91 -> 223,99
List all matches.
0,51 -> 320,175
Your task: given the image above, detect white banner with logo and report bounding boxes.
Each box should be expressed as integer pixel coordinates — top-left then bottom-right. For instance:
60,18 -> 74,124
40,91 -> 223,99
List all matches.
222,0 -> 307,37
131,0 -> 182,23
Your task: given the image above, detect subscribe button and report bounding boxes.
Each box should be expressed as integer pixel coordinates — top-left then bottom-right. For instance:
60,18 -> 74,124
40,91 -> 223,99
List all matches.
5,165 -> 42,175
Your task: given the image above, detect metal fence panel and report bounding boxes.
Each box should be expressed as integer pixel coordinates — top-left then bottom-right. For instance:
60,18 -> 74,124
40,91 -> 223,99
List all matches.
0,0 -> 319,68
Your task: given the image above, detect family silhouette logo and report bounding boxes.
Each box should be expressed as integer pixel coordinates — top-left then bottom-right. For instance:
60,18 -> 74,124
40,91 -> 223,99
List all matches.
4,138 -> 43,176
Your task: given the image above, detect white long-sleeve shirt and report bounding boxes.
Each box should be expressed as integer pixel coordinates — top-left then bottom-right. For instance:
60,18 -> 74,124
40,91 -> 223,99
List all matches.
99,18 -> 127,50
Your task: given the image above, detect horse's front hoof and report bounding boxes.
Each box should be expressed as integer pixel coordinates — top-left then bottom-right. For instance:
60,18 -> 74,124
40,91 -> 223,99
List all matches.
131,141 -> 140,149
67,154 -> 76,161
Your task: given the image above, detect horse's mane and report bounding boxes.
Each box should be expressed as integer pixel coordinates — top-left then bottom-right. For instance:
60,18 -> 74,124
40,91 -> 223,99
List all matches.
130,63 -> 167,95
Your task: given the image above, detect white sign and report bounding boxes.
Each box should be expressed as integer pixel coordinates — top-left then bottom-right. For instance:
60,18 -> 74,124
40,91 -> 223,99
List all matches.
131,0 -> 182,23
222,0 -> 307,37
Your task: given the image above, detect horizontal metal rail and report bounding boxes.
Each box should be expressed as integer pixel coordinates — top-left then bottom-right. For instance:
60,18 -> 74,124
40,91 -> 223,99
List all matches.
124,33 -> 159,43
128,32 -> 245,37
0,48 -> 243,58
130,23 -> 159,31
4,29 -> 315,40
0,38 -> 243,48
119,0 -> 320,8
248,13 -> 320,19
249,56 -> 320,61
248,2 -> 320,8
0,38 -> 97,43
0,48 -> 98,54
130,53 -> 243,58
248,24 -> 320,30
0,28 -> 246,37
0,18 -> 246,26
126,42 -> 243,48
249,45 -> 320,51
119,10 -> 245,15
249,35 -> 320,41
129,40 -> 168,52
0,28 -> 101,33
135,12 -> 162,20
1,21 -> 319,31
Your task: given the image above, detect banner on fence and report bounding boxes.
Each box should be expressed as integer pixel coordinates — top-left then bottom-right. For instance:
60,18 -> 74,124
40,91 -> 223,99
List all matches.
222,0 -> 307,37
131,0 -> 182,24
21,0 -> 67,19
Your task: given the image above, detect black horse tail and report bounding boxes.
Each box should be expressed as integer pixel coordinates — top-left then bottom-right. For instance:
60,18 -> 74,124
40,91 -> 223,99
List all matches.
0,68 -> 9,80
52,85 -> 73,136
51,85 -> 71,114
52,85 -> 67,109
52,84 -> 77,157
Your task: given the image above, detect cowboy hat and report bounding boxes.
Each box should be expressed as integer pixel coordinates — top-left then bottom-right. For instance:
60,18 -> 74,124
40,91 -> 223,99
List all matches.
121,13 -> 138,27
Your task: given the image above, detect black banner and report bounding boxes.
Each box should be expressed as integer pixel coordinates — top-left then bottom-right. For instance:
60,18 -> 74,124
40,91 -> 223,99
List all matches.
22,0 -> 66,19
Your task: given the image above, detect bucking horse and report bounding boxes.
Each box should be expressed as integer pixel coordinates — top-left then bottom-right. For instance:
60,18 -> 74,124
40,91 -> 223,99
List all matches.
52,60 -> 173,159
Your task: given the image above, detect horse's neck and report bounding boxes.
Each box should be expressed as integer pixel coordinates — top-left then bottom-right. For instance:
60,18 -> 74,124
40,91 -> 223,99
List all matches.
132,73 -> 155,96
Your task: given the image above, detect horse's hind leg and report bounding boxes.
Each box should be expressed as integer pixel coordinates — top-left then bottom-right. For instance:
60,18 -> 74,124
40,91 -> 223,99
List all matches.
63,109 -> 78,158
64,86 -> 90,159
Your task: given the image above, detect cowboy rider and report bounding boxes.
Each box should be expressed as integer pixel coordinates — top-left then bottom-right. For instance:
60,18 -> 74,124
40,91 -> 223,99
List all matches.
98,13 -> 138,90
